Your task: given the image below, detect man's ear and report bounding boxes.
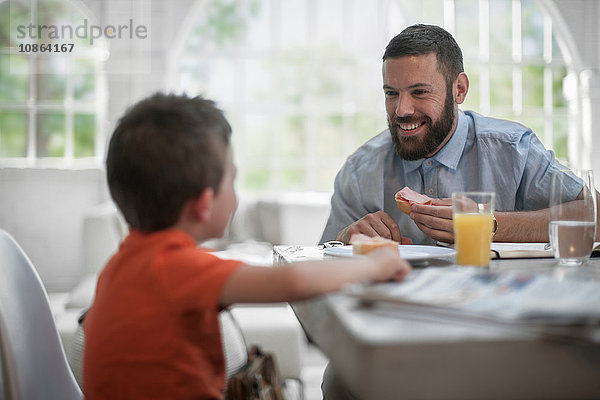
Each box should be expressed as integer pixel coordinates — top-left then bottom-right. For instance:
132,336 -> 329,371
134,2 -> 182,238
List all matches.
454,72 -> 469,104
190,188 -> 215,222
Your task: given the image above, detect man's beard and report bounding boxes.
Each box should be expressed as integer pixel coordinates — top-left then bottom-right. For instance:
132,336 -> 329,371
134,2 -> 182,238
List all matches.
389,87 -> 455,161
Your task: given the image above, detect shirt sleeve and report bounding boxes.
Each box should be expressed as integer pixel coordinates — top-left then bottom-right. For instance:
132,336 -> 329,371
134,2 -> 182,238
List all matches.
319,158 -> 370,243
155,248 -> 242,312
515,131 -> 581,210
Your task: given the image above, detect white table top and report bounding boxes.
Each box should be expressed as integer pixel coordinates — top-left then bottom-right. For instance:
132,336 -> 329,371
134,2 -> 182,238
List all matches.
274,245 -> 600,400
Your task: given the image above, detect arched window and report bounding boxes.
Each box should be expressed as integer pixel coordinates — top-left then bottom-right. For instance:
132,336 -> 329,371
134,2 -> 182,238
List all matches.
171,0 -> 570,192
0,0 -> 107,164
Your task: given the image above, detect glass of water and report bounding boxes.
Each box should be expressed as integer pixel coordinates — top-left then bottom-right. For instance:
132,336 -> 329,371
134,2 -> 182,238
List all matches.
549,168 -> 597,265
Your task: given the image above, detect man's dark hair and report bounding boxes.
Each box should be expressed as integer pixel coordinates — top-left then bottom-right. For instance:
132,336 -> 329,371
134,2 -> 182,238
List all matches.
383,24 -> 464,84
106,92 -> 232,231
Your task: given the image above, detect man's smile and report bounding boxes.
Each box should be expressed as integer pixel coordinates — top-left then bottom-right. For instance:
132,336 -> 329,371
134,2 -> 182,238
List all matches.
398,121 -> 425,131
396,118 -> 427,136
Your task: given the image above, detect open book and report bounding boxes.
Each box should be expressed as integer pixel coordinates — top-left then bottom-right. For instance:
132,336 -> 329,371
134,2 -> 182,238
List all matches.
490,242 -> 600,259
490,242 -> 552,259
437,242 -> 600,259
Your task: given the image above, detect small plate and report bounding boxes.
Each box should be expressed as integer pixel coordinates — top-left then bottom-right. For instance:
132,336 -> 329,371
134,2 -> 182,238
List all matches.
323,245 -> 456,261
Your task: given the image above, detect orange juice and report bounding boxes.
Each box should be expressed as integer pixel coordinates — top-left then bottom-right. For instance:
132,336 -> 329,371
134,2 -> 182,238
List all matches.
453,213 -> 494,266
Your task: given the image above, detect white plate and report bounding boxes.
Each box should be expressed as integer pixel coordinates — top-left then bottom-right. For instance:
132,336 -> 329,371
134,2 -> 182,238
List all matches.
324,245 -> 456,261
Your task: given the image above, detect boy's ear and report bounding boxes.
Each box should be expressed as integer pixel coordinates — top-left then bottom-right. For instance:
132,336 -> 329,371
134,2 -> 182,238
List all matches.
190,188 -> 215,222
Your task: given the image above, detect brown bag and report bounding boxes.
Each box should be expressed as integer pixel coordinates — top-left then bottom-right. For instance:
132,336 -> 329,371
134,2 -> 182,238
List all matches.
225,345 -> 285,400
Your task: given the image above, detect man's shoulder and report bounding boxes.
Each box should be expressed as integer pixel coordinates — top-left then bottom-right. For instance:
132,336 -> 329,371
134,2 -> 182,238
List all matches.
346,129 -> 394,166
464,110 -> 533,143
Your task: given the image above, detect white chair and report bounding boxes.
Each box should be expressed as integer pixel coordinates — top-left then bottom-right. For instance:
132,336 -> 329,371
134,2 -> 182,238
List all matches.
0,229 -> 82,400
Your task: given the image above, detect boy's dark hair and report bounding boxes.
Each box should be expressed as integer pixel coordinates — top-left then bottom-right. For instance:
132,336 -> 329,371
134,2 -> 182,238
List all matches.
106,92 -> 232,231
383,24 -> 464,86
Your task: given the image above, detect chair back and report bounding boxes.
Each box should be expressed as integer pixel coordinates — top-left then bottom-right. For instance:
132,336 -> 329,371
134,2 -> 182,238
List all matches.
220,310 -> 248,379
0,229 -> 82,400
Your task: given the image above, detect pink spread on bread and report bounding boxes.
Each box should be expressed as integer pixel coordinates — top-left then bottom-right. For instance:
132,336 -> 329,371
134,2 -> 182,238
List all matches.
395,186 -> 432,214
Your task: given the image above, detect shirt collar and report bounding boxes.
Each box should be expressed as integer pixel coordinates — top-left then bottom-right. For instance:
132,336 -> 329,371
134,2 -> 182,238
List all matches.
400,110 -> 468,172
433,110 -> 468,170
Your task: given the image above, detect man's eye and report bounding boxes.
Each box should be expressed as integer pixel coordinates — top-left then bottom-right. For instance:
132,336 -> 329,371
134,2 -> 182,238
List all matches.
413,90 -> 427,96
384,90 -> 398,96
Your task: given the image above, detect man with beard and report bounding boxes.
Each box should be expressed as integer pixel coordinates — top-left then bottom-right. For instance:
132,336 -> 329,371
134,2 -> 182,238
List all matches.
320,23 -> 579,247
319,24 -> 585,400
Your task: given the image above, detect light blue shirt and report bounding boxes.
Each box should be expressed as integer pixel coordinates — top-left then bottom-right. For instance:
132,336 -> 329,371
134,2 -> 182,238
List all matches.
320,110 -> 581,245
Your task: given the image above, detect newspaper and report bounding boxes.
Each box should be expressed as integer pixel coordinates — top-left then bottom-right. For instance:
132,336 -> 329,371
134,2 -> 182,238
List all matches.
346,267 -> 600,326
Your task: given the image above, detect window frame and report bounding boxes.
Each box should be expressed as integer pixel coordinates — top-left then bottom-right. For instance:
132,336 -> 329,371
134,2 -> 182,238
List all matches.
0,0 -> 107,167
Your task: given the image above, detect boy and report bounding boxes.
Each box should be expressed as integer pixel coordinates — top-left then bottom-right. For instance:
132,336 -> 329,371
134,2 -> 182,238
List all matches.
83,93 -> 411,399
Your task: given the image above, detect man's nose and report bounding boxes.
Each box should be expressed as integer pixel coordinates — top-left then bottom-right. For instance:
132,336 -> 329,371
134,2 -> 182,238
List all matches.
395,93 -> 414,117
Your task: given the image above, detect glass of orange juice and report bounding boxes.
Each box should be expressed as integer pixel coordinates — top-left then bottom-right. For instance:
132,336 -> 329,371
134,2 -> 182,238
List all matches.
452,192 -> 496,267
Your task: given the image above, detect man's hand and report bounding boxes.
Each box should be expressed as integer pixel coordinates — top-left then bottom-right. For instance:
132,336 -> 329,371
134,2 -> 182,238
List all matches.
409,198 -> 454,243
336,211 -> 413,244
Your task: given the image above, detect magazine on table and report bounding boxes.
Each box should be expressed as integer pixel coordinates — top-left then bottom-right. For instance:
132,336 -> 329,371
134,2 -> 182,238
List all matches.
344,267 -> 600,327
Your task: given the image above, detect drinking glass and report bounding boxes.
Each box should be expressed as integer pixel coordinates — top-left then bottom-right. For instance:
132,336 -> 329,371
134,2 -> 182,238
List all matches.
452,192 -> 496,267
549,169 -> 596,265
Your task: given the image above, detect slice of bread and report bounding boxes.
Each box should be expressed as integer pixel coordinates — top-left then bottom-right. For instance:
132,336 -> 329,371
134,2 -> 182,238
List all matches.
350,234 -> 399,255
395,197 -> 412,215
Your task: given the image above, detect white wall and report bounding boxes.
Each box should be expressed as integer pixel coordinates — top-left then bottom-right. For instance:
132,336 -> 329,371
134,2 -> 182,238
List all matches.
0,168 -> 110,292
541,0 -> 600,178
77,0 -> 196,131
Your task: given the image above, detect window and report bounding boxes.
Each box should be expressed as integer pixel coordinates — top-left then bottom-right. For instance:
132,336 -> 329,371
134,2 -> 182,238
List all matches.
455,0 -> 568,160
0,0 -> 106,164
171,0 -> 569,192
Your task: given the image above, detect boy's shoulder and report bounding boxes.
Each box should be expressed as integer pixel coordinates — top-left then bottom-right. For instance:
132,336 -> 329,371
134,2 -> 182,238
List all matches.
106,229 -> 222,276
100,229 -> 242,304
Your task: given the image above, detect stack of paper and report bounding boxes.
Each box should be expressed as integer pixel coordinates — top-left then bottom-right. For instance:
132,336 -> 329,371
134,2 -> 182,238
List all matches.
346,267 -> 600,326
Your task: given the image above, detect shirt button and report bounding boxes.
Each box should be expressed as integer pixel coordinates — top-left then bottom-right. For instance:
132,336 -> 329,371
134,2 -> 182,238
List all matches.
428,188 -> 434,195
425,160 -> 432,166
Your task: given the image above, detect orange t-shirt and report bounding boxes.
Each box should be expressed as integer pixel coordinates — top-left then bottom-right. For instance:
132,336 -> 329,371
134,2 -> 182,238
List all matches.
83,229 -> 242,399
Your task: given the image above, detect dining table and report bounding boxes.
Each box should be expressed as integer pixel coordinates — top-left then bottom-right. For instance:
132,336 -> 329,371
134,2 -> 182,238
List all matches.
274,244 -> 600,400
